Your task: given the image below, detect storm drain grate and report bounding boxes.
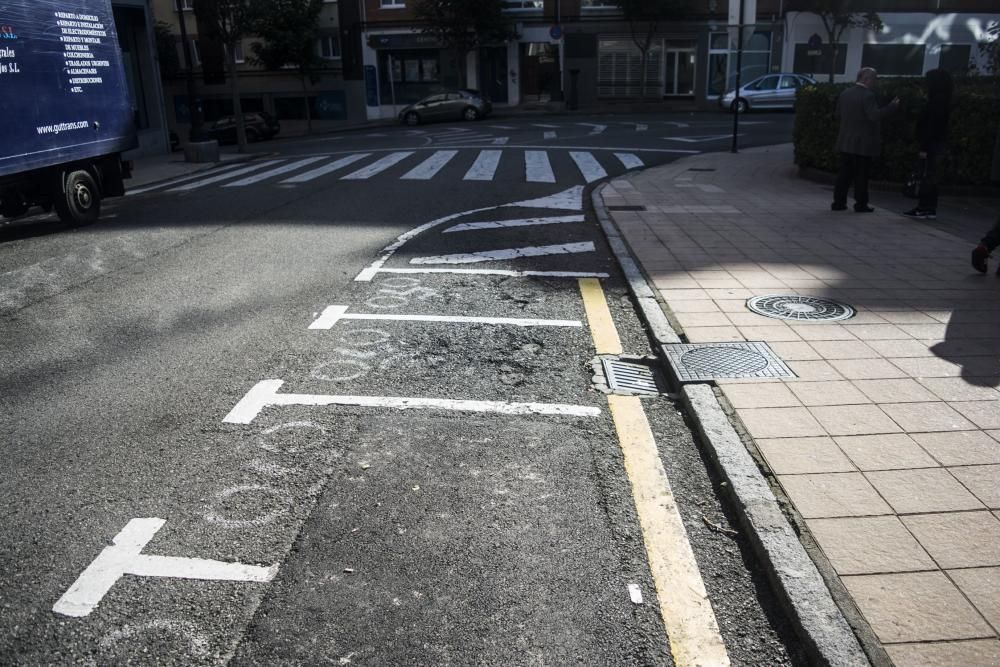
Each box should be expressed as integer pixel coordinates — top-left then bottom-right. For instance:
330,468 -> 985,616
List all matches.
602,358 -> 665,395
607,205 -> 647,211
663,342 -> 795,382
747,295 -> 856,322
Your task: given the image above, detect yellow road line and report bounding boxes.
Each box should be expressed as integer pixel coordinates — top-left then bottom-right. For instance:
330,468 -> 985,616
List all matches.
577,277 -> 623,355
580,277 -> 729,666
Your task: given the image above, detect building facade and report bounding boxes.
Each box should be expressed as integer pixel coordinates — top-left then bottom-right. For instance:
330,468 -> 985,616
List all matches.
113,0 -> 170,157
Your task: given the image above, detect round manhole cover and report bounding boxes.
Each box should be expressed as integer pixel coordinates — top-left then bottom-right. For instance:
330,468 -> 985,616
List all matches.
746,295 -> 856,322
680,347 -> 770,376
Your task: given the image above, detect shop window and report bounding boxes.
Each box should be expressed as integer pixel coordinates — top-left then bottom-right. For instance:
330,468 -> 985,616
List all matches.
861,43 -> 925,76
501,0 -> 543,10
598,38 -> 661,98
793,43 -> 847,76
582,0 -> 618,9
275,96 -> 321,120
707,31 -> 771,96
938,44 -> 970,74
388,55 -> 439,83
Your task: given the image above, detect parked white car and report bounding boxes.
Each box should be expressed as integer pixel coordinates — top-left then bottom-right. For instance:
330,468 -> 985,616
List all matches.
719,73 -> 817,113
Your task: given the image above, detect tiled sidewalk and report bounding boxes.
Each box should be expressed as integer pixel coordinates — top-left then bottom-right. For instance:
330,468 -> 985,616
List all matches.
603,144 -> 1000,665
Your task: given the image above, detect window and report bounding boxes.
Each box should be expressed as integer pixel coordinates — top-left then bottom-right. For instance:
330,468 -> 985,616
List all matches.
380,0 -> 405,6
581,0 -> 618,8
707,31 -> 771,96
793,43 -> 847,76
190,39 -> 200,66
386,54 -> 438,83
749,75 -> 779,90
317,35 -> 340,59
598,38 -> 662,98
501,0 -> 543,10
231,41 -> 244,64
176,0 -> 193,10
861,43 -> 925,76
939,44 -> 971,75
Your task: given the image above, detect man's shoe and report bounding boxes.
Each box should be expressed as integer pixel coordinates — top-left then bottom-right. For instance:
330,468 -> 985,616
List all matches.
972,244 -> 989,274
854,205 -> 875,213
831,202 -> 847,211
904,208 -> 937,220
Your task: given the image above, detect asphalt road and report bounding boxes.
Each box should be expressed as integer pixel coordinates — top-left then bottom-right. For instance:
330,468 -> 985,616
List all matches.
0,111 -> 806,665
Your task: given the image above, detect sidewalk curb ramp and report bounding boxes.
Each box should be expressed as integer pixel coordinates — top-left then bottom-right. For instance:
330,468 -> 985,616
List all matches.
591,181 -> 874,667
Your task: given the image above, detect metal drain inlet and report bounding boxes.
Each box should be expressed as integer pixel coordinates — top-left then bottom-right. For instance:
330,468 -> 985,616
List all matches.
601,358 -> 663,395
663,342 -> 795,382
746,295 -> 856,322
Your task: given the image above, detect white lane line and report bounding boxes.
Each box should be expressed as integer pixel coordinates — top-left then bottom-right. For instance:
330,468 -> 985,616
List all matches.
223,156 -> 328,187
309,305 -> 581,329
570,151 -> 607,183
167,160 -> 284,191
378,268 -> 609,278
342,152 -> 414,179
614,153 -> 644,170
223,380 -> 601,424
463,150 -> 502,181
543,130 -> 557,140
491,137 -> 509,145
635,124 -> 648,132
411,241 -> 595,265
434,134 -> 494,144
578,123 -> 606,135
532,123 -> 559,128
53,518 -> 277,618
281,153 -> 370,183
489,125 -> 515,129
444,214 -> 583,233
401,150 -> 457,180
127,162 -> 247,195
524,150 -> 555,183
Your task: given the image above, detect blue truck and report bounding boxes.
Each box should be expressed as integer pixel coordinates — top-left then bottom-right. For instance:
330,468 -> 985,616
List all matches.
0,0 -> 136,226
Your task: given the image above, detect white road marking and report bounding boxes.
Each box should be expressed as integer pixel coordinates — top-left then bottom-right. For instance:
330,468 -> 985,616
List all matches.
532,123 -> 559,128
378,268 -> 609,278
635,124 -> 648,132
223,379 -> 601,424
223,156 -> 328,187
354,186 -> 584,281
411,241 -> 595,265
342,152 -> 414,179
281,153 -> 370,183
663,121 -> 690,128
444,214 -> 583,233
614,153 -> 644,170
434,134 -> 495,144
570,152 -> 607,183
543,130 -> 557,140
463,150 -> 502,180
167,160 -> 284,191
127,163 -> 247,195
53,518 -> 277,618
629,584 -> 644,604
664,134 -> 738,143
401,150 -> 458,180
491,137 -> 509,145
309,305 -> 582,329
524,150 -> 555,183
489,125 -> 515,129
578,123 -> 606,135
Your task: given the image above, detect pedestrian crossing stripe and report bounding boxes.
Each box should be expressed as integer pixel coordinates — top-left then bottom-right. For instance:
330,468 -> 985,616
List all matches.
132,150 -> 647,193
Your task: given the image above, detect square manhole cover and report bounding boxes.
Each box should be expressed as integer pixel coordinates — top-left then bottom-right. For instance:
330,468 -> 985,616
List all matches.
662,341 -> 795,382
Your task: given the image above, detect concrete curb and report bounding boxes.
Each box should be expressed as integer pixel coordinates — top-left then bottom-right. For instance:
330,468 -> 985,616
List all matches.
590,182 -> 872,667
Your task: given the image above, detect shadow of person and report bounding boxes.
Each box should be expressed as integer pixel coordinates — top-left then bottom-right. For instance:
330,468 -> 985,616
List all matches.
929,288 -> 1000,387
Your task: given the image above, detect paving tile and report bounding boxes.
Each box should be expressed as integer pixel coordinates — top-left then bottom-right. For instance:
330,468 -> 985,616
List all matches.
737,407 -> 826,439
778,472 -> 892,518
667,299 -> 720,313
865,468 -> 984,513
834,434 -> 940,471
885,639 -> 1000,667
788,381 -> 870,407
784,360 -> 844,382
722,383 -> 800,409
951,400 -> 1000,430
950,465 -> 1000,509
683,326 -> 745,343
842,571 -> 993,643
843,323 -> 909,340
807,340 -> 881,360
674,311 -> 733,328
809,405 -> 902,436
789,324 -> 858,341
879,311 -> 941,324
853,379 -> 938,404
917,377 -> 1000,402
766,341 -> 821,361
829,358 -> 909,380
865,339 -> 935,358
736,325 -> 802,342
661,288 -> 711,300
888,356 -> 964,378
880,402 -> 976,433
912,431 -> 1000,466
903,511 -> 1000,569
948,567 -> 1000,631
807,516 -> 936,575
756,437 -> 855,474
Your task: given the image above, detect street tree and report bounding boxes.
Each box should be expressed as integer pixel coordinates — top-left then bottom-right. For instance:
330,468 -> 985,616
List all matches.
412,0 -> 516,88
979,20 -> 999,75
250,0 -> 325,134
194,0 -> 256,151
789,0 -> 882,83
615,0 -> 689,100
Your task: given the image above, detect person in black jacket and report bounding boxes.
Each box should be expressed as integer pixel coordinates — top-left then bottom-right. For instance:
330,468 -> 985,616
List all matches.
904,69 -> 952,220
972,216 -> 1000,274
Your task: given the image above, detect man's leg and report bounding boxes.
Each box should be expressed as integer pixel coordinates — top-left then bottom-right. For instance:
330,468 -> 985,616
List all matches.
832,153 -> 853,209
983,216 -> 1000,251
917,148 -> 940,213
853,156 -> 872,210
972,215 -> 1000,273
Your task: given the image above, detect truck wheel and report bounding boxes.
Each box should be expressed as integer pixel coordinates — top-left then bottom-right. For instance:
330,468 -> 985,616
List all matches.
53,170 -> 101,227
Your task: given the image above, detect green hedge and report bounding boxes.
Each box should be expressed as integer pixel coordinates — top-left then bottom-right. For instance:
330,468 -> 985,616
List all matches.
793,78 -> 1000,185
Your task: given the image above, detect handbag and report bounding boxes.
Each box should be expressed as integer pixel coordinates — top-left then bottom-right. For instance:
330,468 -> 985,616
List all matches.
903,157 -> 926,199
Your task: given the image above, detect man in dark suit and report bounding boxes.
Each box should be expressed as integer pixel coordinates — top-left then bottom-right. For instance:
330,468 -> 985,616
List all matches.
832,67 -> 900,213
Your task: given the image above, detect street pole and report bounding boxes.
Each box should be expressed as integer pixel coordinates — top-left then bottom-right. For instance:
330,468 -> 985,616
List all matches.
730,0 -> 744,153
176,0 -> 204,142
387,53 -> 397,117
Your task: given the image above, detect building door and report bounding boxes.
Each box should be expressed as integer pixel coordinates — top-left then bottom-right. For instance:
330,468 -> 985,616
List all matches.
664,49 -> 696,96
478,46 -> 509,104
521,43 -> 560,102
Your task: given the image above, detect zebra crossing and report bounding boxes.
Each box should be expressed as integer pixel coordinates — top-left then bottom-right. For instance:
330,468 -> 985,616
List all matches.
131,149 -> 649,195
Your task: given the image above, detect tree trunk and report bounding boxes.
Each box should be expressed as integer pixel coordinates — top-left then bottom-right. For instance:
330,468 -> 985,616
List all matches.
227,51 -> 247,152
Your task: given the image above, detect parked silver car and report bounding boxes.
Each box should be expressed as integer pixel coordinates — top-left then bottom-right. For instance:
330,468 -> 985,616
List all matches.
719,73 -> 816,113
399,90 -> 492,125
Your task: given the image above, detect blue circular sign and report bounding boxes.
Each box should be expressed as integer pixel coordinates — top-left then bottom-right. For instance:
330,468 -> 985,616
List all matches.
549,25 -> 563,40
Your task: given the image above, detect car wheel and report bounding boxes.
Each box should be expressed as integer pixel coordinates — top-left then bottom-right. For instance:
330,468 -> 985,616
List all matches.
404,111 -> 420,126
732,98 -> 749,114
52,169 -> 100,227
462,107 -> 479,121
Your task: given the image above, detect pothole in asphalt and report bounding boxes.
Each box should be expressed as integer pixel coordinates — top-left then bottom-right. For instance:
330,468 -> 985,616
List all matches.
746,295 -> 856,322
